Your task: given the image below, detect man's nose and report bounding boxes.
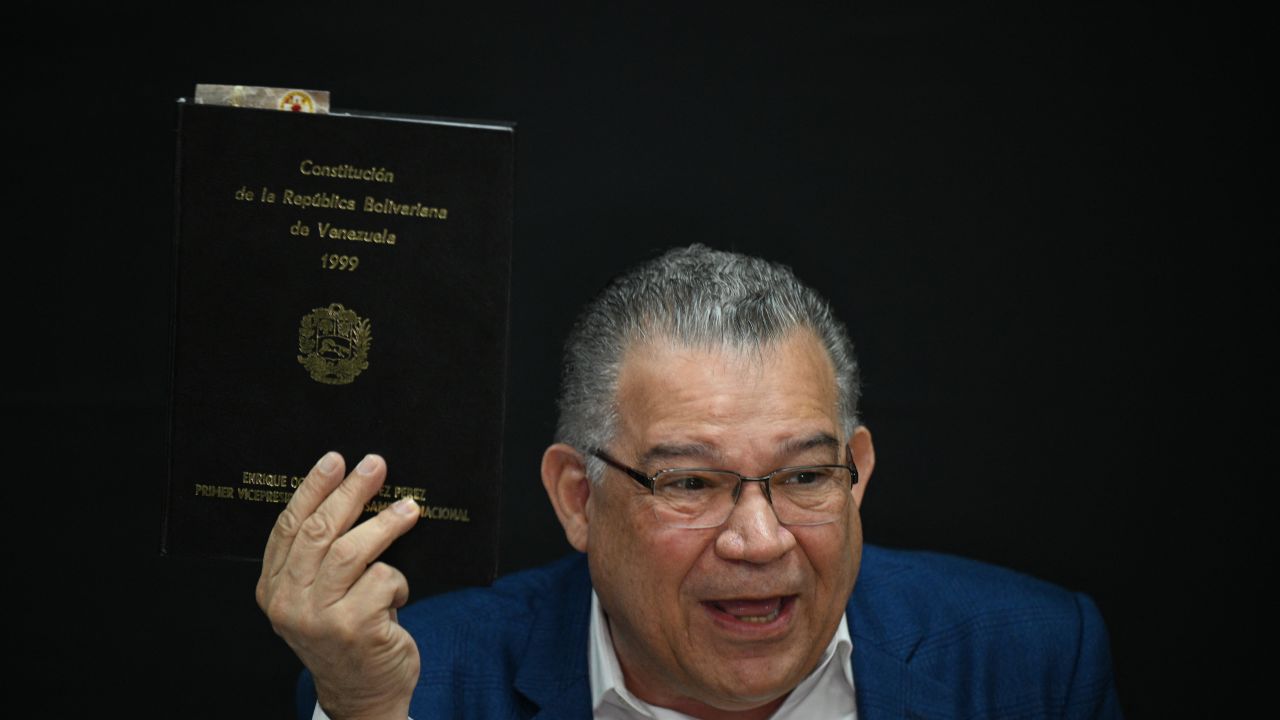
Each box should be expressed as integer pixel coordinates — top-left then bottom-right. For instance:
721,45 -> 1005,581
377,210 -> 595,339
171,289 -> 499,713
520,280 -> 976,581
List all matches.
714,481 -> 797,563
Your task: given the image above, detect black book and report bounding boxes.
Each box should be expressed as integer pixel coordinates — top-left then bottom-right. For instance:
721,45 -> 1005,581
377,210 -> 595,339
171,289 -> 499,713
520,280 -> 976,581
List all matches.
162,100 -> 514,591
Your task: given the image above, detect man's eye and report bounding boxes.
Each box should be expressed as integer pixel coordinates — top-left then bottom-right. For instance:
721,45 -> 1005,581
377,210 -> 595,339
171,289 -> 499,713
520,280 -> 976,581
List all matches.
783,469 -> 828,485
667,475 -> 709,491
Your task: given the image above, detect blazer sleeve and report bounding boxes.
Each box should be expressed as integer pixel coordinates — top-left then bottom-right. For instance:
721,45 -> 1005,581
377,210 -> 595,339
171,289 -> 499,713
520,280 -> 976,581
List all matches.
296,669 -> 317,720
1063,593 -> 1123,719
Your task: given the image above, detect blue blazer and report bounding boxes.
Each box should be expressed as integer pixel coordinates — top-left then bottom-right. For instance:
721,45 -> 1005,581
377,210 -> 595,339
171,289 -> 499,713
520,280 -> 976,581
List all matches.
300,545 -> 1121,719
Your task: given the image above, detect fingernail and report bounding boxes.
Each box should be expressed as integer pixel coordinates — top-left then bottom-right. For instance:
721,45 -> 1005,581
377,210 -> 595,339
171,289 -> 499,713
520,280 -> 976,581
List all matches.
356,454 -> 379,476
393,497 -> 418,516
316,452 -> 339,475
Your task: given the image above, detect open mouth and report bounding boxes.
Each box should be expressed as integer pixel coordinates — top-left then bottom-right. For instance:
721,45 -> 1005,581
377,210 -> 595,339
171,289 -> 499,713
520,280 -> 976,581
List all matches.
703,595 -> 796,625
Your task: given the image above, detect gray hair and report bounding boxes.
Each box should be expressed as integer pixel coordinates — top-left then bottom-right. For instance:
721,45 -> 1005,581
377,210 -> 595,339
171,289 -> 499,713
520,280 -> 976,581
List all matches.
555,244 -> 862,483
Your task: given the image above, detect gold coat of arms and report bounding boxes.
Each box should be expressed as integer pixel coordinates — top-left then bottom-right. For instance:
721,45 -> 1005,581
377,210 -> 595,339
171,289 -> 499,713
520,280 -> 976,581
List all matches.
296,303 -> 372,385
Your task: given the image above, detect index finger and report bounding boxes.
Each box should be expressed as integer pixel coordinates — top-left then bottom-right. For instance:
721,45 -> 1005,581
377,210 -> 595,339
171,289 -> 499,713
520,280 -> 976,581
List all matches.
262,451 -> 346,579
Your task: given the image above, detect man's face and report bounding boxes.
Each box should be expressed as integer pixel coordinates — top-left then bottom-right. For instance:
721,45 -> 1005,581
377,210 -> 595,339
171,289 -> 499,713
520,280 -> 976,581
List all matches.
585,329 -> 864,715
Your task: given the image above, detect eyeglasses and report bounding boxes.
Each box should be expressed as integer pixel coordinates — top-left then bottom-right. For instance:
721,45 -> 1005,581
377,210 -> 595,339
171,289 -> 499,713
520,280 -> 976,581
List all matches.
590,446 -> 859,529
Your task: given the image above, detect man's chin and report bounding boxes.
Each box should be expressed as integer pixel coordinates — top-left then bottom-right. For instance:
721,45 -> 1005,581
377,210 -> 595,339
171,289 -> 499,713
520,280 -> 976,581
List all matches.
677,657 -> 808,715
667,685 -> 790,719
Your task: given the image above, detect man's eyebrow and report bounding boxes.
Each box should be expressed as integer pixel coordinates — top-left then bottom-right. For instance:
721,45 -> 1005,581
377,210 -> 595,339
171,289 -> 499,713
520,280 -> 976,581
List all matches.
636,442 -> 722,469
779,433 -> 840,457
636,434 -> 839,469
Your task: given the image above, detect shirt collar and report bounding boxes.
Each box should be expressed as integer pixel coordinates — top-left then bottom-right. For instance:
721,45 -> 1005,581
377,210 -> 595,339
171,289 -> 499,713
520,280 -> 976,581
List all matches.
588,590 -> 855,718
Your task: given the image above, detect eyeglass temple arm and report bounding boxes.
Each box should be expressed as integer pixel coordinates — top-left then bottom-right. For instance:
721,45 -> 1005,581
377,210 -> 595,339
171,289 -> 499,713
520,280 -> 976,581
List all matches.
590,449 -> 656,490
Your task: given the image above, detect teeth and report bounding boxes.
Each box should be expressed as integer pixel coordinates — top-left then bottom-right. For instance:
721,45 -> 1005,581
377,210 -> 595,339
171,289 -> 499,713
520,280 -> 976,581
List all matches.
712,598 -> 786,624
734,608 -> 781,624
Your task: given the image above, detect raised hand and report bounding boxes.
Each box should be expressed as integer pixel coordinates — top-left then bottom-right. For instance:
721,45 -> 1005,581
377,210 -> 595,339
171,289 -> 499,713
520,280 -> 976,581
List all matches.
256,452 -> 421,720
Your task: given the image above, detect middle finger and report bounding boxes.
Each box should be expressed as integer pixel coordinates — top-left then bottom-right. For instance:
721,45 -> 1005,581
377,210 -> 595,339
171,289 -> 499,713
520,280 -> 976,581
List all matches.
282,453 -> 389,586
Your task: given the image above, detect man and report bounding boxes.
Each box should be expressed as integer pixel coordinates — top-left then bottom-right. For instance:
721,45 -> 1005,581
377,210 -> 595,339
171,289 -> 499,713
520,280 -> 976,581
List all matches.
258,245 -> 1121,719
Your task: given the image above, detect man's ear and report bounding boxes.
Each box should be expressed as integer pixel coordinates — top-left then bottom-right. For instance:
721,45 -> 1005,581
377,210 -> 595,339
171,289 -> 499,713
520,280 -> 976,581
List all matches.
541,443 -> 592,552
849,425 -> 875,507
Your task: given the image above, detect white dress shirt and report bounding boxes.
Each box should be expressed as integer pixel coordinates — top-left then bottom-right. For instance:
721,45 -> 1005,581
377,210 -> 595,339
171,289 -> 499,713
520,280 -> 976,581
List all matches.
589,591 -> 857,720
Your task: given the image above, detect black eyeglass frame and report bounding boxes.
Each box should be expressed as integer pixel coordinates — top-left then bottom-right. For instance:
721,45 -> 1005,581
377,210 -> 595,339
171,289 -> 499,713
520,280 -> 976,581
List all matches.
589,444 -> 859,509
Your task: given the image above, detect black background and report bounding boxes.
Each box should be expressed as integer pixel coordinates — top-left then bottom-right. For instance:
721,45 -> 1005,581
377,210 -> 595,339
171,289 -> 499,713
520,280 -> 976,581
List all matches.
5,3 -> 1264,717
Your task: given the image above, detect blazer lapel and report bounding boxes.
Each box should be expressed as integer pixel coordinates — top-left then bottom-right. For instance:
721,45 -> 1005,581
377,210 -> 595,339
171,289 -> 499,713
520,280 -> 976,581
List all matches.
513,553 -> 594,719
852,638 -> 956,720
848,546 -> 959,720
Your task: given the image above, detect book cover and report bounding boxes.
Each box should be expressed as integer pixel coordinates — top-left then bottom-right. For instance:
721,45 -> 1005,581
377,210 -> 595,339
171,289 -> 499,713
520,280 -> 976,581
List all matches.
163,100 -> 513,590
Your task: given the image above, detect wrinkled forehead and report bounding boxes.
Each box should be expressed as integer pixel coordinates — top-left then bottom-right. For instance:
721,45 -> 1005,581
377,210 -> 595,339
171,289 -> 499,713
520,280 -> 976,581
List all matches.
613,329 -> 842,451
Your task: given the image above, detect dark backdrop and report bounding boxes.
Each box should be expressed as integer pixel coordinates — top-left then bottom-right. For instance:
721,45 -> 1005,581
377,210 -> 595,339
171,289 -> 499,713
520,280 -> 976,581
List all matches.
6,3 -> 1263,717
